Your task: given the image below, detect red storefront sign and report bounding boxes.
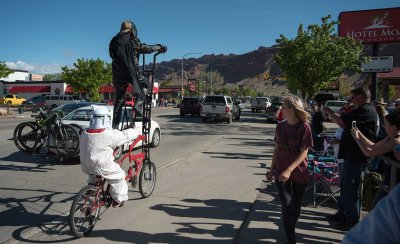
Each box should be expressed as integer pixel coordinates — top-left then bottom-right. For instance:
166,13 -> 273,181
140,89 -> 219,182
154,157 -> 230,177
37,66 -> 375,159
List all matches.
9,86 -> 51,93
339,8 -> 400,43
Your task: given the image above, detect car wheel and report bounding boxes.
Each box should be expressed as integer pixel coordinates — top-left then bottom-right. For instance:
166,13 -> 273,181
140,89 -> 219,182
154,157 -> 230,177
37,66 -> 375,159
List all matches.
235,114 -> 240,121
202,117 -> 207,123
150,129 -> 160,148
180,113 -> 185,117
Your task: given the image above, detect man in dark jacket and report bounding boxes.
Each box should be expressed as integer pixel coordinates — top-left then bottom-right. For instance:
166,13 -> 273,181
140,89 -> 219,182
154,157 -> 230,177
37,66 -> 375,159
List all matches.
109,20 -> 166,128
323,86 -> 378,231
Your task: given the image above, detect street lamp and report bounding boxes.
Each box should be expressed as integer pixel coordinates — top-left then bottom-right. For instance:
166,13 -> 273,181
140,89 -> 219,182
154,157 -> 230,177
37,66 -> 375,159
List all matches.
181,52 -> 202,99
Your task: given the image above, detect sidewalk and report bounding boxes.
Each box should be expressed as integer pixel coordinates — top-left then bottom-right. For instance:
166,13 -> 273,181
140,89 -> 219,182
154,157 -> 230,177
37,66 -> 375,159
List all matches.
0,109 -> 29,119
238,179 -> 345,243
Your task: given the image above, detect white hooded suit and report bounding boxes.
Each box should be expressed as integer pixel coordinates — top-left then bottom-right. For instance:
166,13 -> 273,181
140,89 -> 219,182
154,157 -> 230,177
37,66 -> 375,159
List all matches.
79,106 -> 139,203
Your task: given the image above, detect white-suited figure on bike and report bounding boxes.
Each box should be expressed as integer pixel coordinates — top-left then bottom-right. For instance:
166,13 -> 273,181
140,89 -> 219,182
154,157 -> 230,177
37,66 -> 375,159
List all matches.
79,105 -> 139,207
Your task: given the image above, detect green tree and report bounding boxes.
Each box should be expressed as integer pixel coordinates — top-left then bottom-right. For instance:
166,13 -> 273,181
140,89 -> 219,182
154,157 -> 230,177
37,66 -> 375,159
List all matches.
0,61 -> 13,79
43,73 -> 62,81
275,15 -> 365,100
61,58 -> 111,101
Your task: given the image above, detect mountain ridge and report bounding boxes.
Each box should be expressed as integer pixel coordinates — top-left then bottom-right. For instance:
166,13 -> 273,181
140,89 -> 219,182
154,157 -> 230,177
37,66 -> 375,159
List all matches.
151,43 -> 399,96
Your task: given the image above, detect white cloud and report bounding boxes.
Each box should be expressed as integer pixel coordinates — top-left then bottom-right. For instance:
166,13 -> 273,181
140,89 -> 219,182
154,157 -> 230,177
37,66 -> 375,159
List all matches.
5,61 -> 63,74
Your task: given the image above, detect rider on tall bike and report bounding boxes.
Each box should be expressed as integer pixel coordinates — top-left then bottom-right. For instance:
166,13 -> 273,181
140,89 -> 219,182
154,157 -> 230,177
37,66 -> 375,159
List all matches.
109,20 -> 167,128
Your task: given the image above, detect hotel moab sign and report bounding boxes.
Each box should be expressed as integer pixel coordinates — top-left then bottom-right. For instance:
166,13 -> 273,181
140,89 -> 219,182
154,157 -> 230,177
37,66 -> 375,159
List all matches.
339,8 -> 400,43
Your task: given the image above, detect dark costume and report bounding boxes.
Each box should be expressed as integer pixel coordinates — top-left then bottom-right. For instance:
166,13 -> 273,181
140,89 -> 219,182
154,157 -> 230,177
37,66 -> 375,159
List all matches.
109,21 -> 166,128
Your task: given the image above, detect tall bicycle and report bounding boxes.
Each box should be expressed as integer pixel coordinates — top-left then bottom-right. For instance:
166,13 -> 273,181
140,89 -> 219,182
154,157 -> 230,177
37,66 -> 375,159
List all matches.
69,50 -> 163,238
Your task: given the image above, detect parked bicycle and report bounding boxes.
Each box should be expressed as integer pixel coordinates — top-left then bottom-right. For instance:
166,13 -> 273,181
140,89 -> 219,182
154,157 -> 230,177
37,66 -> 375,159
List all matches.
13,109 -> 80,157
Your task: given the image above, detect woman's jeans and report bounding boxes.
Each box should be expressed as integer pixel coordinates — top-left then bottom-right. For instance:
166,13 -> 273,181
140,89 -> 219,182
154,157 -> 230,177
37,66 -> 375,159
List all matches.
275,180 -> 308,244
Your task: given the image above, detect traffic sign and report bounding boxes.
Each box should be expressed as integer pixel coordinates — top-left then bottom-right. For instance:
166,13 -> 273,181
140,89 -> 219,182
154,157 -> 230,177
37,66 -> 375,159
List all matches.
361,56 -> 393,73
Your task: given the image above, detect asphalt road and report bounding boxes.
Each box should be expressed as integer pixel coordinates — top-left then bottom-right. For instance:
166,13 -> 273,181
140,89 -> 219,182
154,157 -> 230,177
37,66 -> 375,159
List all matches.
0,107 -> 278,243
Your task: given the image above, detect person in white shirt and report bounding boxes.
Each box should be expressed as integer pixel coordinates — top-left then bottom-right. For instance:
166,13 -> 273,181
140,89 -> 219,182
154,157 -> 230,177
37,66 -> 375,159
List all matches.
79,106 -> 139,207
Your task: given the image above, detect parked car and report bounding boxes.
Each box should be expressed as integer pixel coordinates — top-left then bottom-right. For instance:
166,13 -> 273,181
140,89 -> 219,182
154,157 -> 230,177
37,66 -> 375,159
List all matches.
232,98 -> 242,120
44,95 -> 84,108
0,94 -> 26,105
266,101 -> 283,123
315,93 -> 335,107
270,96 -> 282,103
62,105 -> 161,148
179,97 -> 202,117
26,95 -> 46,106
324,100 -> 347,114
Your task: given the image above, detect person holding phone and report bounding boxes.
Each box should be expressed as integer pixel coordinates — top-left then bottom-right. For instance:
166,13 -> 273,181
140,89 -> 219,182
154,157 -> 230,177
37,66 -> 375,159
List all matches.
351,113 -> 400,207
322,86 -> 378,231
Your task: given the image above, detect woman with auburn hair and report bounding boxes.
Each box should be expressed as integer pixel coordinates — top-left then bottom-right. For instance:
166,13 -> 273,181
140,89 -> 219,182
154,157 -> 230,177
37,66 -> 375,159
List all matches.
266,95 -> 313,244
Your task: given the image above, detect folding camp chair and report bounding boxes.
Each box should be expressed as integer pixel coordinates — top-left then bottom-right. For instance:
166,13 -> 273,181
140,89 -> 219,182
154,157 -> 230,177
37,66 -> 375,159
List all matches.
307,138 -> 340,207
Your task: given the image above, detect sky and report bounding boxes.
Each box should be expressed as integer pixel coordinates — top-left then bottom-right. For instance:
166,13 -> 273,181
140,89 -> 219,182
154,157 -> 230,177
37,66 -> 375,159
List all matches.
1,0 -> 398,74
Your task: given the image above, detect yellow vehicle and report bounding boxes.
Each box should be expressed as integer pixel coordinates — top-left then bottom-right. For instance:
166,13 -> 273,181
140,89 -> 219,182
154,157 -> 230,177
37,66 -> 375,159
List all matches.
0,94 -> 26,105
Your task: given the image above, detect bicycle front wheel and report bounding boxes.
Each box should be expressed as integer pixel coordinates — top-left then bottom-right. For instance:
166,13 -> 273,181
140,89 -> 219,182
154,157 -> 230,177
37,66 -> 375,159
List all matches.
139,160 -> 157,198
55,124 -> 80,156
13,122 -> 40,153
69,185 -> 101,238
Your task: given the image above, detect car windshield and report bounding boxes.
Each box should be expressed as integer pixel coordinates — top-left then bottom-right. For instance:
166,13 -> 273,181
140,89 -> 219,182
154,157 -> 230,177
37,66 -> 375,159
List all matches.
182,98 -> 199,104
203,96 -> 225,104
64,109 -> 92,121
63,106 -> 142,123
326,101 -> 345,107
52,102 -> 106,117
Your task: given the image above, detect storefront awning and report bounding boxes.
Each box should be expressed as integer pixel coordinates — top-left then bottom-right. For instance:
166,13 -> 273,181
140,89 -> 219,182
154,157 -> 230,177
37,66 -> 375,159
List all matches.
9,86 -> 51,93
65,84 -> 159,94
378,67 -> 400,79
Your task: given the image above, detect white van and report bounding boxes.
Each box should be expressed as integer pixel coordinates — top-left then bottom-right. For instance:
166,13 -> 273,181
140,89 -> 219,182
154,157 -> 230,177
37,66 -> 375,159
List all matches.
45,95 -> 83,108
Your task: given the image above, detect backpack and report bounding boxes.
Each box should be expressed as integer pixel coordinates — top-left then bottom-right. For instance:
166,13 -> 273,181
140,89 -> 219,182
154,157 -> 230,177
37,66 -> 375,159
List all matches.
362,172 -> 383,212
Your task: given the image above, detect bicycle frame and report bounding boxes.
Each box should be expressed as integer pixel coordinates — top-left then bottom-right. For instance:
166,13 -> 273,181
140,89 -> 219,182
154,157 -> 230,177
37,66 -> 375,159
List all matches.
116,134 -> 146,182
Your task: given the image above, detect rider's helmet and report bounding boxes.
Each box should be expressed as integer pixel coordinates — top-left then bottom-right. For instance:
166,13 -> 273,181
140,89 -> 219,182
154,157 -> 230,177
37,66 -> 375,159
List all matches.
88,106 -> 112,130
120,20 -> 137,37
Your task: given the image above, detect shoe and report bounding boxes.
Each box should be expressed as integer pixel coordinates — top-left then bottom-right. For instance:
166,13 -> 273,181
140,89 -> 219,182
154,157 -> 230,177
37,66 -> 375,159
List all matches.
112,200 -> 126,208
326,212 -> 346,223
334,220 -> 358,231
133,99 -> 143,117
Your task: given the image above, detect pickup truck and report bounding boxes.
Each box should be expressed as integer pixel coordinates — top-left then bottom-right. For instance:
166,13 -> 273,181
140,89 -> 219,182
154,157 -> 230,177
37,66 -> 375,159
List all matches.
200,95 -> 234,124
251,97 -> 271,112
0,94 -> 26,105
179,97 -> 202,117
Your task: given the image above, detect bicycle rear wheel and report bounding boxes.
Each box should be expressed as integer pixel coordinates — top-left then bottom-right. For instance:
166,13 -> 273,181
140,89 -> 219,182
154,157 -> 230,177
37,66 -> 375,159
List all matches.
69,185 -> 101,238
55,124 -> 80,156
139,160 -> 156,198
13,122 -> 40,153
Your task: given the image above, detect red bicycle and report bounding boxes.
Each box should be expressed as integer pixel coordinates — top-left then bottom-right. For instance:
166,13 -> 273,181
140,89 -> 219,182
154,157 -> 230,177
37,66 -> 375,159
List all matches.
69,50 -> 163,238
68,134 -> 156,237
